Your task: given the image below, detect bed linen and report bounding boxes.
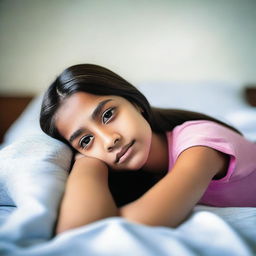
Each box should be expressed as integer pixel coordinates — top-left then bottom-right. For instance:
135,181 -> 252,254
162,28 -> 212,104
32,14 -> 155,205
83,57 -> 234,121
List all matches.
0,82 -> 256,255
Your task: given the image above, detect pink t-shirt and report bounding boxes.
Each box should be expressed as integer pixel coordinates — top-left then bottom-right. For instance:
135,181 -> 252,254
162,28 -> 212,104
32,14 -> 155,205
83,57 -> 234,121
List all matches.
166,120 -> 256,207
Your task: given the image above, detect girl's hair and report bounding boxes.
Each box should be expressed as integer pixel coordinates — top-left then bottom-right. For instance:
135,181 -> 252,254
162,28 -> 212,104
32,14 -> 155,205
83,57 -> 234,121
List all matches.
40,64 -> 241,206
40,64 -> 240,140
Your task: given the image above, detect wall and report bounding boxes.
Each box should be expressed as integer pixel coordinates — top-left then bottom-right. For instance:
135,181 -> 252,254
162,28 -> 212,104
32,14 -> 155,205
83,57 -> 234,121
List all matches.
0,0 -> 256,95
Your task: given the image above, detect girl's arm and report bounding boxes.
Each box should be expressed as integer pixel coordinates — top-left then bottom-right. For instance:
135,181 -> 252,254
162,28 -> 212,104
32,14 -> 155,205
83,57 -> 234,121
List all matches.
119,146 -> 229,227
55,156 -> 118,234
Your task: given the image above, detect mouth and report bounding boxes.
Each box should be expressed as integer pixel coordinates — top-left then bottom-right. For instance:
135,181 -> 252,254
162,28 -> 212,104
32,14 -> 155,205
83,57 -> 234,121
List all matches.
115,140 -> 135,164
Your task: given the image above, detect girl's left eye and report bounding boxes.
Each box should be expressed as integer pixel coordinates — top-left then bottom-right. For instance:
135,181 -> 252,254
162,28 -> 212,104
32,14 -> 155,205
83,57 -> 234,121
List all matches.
102,107 -> 115,124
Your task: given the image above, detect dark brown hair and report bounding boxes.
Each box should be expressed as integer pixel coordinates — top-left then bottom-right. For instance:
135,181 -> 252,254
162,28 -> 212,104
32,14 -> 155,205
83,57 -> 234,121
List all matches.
40,64 -> 241,206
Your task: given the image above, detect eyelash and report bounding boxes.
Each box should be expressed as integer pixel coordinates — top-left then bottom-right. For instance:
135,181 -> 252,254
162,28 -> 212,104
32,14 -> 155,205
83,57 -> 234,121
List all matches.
79,107 -> 116,149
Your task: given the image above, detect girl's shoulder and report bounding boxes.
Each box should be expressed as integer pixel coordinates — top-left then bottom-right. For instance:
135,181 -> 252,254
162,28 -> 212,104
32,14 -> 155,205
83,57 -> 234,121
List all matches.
168,119 -> 245,144
166,119 -> 256,168
171,119 -> 235,135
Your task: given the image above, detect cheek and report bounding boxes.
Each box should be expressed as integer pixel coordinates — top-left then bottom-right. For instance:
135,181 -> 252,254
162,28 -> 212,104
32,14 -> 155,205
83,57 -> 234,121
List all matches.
134,114 -> 151,135
120,112 -> 151,138
125,114 -> 152,151
141,122 -> 152,152
85,144 -> 104,159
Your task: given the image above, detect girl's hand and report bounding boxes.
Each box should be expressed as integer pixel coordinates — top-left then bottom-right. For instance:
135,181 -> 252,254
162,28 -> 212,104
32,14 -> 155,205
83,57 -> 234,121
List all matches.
56,154 -> 116,234
73,153 -> 109,176
73,154 -> 109,176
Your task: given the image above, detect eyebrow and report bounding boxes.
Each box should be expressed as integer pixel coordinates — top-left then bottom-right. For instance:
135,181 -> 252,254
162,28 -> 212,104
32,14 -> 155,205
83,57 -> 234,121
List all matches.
69,99 -> 113,144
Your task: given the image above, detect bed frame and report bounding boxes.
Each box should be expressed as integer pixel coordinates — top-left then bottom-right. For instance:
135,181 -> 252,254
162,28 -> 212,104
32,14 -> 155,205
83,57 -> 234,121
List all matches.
245,86 -> 256,107
0,95 -> 34,143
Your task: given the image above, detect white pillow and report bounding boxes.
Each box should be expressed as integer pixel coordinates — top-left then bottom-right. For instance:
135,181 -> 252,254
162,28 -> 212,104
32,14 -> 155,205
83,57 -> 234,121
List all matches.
137,81 -> 247,117
0,134 -> 72,242
137,82 -> 256,141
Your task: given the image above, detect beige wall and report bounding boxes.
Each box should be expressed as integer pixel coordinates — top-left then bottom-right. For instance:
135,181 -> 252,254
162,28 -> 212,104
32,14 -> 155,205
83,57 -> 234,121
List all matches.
0,0 -> 256,95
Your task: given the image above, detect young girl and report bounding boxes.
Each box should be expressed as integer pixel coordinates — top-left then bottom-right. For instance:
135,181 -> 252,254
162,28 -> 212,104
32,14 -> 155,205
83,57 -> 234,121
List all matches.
40,64 -> 256,234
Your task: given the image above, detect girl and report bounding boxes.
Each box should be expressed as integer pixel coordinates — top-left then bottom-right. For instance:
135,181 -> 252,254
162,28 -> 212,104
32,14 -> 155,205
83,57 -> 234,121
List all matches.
40,64 -> 256,234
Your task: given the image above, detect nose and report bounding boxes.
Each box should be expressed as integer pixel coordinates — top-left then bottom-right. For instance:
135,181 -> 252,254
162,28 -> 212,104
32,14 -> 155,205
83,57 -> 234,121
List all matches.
103,132 -> 121,152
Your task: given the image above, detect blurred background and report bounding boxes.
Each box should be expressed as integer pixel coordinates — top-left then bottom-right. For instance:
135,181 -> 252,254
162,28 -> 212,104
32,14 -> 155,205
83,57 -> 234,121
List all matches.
0,0 -> 256,96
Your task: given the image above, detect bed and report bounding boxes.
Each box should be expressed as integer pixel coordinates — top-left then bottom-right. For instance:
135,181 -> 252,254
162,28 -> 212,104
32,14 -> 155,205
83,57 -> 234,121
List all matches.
0,82 -> 256,256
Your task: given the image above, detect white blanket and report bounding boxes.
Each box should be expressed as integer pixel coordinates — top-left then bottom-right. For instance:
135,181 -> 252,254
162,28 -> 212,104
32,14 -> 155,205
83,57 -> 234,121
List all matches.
1,213 -> 255,256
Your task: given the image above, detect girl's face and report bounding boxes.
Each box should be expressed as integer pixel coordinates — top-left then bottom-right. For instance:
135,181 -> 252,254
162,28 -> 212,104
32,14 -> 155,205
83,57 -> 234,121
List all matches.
55,92 -> 152,171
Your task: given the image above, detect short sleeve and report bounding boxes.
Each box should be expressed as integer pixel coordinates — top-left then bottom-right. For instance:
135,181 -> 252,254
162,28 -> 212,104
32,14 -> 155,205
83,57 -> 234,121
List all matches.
168,120 -> 239,183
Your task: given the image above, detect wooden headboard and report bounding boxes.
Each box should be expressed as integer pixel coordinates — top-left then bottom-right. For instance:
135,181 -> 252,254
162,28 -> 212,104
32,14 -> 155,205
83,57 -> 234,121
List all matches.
0,95 -> 34,143
245,86 -> 256,107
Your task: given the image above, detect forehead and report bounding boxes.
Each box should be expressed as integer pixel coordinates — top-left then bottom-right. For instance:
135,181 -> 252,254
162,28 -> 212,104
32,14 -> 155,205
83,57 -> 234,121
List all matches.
59,92 -> 103,112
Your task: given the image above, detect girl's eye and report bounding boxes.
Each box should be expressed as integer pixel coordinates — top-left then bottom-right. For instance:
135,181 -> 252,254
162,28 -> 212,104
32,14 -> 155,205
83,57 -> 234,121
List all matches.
79,135 -> 94,149
102,107 -> 115,124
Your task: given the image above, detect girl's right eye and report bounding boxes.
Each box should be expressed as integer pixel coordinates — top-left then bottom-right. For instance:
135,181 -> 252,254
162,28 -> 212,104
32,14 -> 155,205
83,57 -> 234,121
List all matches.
79,135 -> 94,149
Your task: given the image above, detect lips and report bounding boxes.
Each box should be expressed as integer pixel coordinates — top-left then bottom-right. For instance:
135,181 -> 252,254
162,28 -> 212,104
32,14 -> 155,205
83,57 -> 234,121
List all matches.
115,140 -> 135,164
